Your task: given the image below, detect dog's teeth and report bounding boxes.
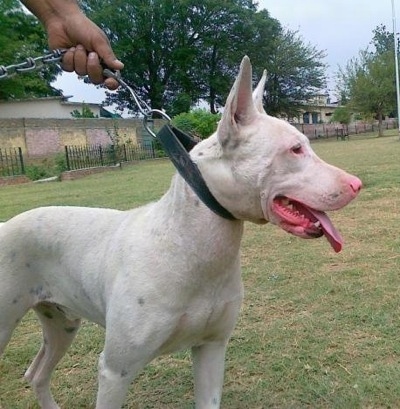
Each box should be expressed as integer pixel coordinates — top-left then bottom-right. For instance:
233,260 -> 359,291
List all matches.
314,221 -> 321,228
281,198 -> 290,206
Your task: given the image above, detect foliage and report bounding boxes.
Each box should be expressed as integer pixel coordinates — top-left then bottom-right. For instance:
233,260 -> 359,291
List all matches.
337,50 -> 395,136
370,24 -> 398,55
172,109 -> 221,139
331,105 -> 352,125
263,28 -> 327,117
70,104 -> 99,118
104,120 -> 133,146
54,152 -> 68,173
80,0 -> 326,117
0,0 -> 60,100
336,25 -> 397,136
24,164 -> 52,181
23,154 -> 68,181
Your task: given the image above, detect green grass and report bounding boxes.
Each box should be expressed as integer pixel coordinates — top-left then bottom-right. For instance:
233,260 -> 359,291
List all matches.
0,132 -> 400,408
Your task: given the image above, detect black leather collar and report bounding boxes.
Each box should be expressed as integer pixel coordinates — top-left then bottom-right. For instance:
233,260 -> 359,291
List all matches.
156,125 -> 236,220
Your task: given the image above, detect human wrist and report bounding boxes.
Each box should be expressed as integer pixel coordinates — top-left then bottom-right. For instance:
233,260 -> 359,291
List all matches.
22,0 -> 82,28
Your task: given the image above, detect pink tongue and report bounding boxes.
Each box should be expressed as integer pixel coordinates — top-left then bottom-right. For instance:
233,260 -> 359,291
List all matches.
307,208 -> 343,253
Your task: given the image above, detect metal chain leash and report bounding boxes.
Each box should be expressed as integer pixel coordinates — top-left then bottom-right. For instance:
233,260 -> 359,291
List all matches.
0,49 -> 171,137
0,49 -> 66,80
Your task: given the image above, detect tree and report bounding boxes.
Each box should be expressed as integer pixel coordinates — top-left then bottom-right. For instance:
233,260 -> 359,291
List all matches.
331,106 -> 352,125
263,28 -> 327,118
70,104 -> 99,118
337,25 -> 397,136
81,0 -> 263,114
331,106 -> 352,136
172,109 -> 221,139
371,24 -> 396,55
0,0 -> 61,100
81,0 -> 326,117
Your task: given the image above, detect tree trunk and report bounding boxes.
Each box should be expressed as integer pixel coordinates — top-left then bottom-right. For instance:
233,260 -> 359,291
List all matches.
378,112 -> 384,137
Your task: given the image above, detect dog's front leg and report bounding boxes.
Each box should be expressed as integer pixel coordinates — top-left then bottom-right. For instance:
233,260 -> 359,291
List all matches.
192,342 -> 228,409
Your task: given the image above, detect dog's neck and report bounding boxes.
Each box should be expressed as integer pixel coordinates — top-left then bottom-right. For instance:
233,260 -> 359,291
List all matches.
155,169 -> 244,262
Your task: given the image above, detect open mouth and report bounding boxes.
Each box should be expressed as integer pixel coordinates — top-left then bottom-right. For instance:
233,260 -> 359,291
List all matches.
272,196 -> 343,252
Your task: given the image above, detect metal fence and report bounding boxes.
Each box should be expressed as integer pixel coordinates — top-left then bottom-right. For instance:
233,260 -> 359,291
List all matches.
293,119 -> 398,139
0,147 -> 25,177
64,142 -> 164,171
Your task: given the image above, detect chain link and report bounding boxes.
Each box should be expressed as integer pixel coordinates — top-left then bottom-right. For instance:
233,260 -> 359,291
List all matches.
103,68 -> 171,137
0,49 -> 66,80
0,49 -> 170,136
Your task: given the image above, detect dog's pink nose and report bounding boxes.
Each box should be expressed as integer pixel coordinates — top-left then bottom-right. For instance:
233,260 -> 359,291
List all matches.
349,176 -> 362,195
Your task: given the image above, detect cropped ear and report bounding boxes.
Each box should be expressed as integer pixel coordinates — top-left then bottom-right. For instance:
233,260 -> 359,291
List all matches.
217,56 -> 258,147
253,69 -> 267,114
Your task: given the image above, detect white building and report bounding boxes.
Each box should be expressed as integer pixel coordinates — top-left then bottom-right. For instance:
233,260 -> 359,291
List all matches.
0,96 -> 118,119
291,93 -> 339,124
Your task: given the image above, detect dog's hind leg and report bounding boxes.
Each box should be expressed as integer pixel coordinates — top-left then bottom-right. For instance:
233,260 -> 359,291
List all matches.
25,303 -> 81,409
0,294 -> 31,357
0,319 -> 20,356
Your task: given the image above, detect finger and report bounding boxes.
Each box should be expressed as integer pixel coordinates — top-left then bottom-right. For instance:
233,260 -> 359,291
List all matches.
74,45 -> 88,76
61,47 -> 75,72
95,37 -> 124,71
104,77 -> 120,90
87,52 -> 104,85
104,56 -> 124,72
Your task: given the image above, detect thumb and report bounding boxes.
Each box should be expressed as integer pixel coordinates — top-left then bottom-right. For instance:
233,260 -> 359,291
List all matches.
96,41 -> 124,71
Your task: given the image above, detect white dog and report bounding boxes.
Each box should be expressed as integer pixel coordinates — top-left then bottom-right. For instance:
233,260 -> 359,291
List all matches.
0,57 -> 361,409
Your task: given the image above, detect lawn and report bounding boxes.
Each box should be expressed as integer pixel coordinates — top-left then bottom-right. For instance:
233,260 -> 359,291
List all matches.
0,131 -> 399,408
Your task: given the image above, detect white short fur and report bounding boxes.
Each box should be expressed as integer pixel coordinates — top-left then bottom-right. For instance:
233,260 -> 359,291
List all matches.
0,57 -> 361,409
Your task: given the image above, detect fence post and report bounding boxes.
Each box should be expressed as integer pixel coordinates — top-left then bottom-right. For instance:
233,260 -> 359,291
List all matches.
99,145 -> 103,166
18,147 -> 25,174
123,144 -> 127,162
4,150 -> 10,176
65,146 -> 71,171
110,144 -> 116,165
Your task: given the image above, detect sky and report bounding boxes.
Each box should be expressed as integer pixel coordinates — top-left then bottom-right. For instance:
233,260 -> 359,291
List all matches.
259,0 -> 395,94
52,0 -> 397,105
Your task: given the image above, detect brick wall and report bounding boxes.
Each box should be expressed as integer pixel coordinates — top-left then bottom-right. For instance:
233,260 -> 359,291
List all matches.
0,118 -> 164,158
0,175 -> 31,186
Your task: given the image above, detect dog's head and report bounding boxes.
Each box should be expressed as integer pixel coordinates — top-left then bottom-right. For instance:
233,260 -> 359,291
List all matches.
191,56 -> 361,252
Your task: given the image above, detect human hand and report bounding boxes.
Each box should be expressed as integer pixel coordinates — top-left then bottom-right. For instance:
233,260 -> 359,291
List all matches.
46,12 -> 124,90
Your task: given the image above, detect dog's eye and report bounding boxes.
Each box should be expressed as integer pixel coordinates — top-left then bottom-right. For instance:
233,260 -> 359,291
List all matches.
291,144 -> 303,155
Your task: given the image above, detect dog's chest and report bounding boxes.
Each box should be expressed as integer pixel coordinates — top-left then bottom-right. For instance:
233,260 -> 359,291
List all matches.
158,298 -> 241,354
